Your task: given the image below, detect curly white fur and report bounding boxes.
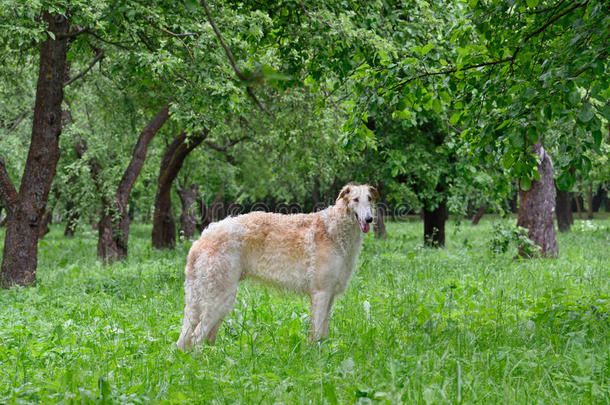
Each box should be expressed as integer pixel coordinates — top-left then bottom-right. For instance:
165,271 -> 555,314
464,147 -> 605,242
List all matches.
176,184 -> 378,349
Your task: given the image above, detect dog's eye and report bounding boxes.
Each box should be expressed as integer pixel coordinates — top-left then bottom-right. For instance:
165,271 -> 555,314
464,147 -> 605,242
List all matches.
354,198 -> 359,203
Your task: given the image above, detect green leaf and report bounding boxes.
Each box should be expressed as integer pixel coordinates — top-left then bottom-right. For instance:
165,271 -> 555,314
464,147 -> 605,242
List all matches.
184,0 -> 199,12
449,111 -> 462,125
526,127 -> 539,144
600,105 -> 610,121
577,103 -> 594,123
568,90 -> 580,106
502,152 -> 516,169
393,109 -> 412,120
556,171 -> 574,191
526,0 -> 539,8
432,98 -> 442,113
592,130 -> 602,153
520,176 -> 532,191
421,44 -> 435,55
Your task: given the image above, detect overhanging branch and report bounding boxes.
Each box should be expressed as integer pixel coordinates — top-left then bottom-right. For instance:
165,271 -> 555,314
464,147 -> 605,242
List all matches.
205,135 -> 248,152
63,48 -> 105,87
390,1 -> 589,92
200,0 -> 273,117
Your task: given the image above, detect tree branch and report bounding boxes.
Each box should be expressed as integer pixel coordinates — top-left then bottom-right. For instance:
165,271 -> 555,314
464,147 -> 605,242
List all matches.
63,48 -> 104,87
389,58 -> 512,92
6,108 -> 33,134
0,158 -> 18,212
116,102 -> 171,206
56,25 -> 88,39
390,1 -> 589,92
200,0 -> 246,81
205,135 -> 248,152
200,0 -> 274,117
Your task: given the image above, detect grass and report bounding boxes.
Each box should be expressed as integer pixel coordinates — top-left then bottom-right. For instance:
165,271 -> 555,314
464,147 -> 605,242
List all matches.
0,218 -> 608,404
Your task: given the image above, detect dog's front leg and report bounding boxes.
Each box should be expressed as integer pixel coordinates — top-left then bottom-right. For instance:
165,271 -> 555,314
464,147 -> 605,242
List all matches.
309,290 -> 333,343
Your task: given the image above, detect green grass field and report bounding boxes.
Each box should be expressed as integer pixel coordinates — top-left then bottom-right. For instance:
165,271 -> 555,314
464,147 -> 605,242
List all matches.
0,218 -> 608,404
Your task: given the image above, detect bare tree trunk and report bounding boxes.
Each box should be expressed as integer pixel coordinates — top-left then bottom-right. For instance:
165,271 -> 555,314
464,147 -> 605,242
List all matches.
97,102 -> 170,262
38,209 -> 52,238
373,182 -> 386,239
517,143 -> 558,258
423,199 -> 447,247
64,200 -> 79,236
574,194 -> 583,219
555,184 -> 573,233
199,185 -> 224,231
178,183 -> 199,239
586,183 -> 594,219
152,130 -> 207,249
0,12 -> 69,287
374,205 -> 387,239
591,185 -> 605,212
471,203 -> 487,226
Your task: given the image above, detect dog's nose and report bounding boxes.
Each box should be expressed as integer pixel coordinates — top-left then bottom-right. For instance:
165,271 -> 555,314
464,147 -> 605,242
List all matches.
365,215 -> 373,224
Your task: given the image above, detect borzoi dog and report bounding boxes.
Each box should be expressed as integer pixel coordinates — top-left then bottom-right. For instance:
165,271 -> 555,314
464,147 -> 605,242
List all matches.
176,184 -> 378,349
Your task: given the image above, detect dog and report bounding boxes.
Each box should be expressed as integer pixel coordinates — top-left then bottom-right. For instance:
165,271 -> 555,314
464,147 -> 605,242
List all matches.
176,184 -> 378,349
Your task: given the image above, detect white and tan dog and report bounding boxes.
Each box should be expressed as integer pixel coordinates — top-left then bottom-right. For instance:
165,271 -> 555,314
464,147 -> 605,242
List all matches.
176,184 -> 378,349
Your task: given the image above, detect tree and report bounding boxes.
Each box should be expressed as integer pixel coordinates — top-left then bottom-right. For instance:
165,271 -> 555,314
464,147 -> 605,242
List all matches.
97,103 -> 170,261
151,130 -> 208,249
334,0 -> 608,255
516,143 -> 558,257
555,184 -> 574,232
0,11 -> 69,287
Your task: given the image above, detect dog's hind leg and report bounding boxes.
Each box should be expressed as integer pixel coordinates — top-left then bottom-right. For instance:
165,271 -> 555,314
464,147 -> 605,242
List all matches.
176,275 -> 201,350
191,258 -> 240,346
192,286 -> 238,345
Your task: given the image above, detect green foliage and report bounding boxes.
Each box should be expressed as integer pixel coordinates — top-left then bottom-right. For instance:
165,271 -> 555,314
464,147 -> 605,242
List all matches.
489,222 -> 541,256
1,219 -> 609,402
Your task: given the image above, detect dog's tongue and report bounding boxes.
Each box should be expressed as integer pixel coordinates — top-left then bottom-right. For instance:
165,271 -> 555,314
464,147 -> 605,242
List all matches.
358,218 -> 370,233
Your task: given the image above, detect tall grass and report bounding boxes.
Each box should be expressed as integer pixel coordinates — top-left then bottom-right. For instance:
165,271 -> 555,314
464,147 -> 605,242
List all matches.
0,218 -> 608,403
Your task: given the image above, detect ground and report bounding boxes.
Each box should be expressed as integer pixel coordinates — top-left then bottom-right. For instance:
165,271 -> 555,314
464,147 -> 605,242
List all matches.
0,218 -> 608,403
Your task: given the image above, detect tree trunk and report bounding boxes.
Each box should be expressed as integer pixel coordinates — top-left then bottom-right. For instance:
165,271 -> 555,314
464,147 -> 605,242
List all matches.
178,183 -> 200,239
423,200 -> 447,247
64,200 -> 79,236
574,194 -> 583,219
199,185 -> 224,231
586,183 -> 594,219
516,143 -> 558,258
373,182 -> 386,239
0,12 -> 69,288
38,209 -> 52,239
374,204 -> 387,239
152,130 -> 207,249
591,185 -> 605,212
97,102 -> 170,262
471,203 -> 487,226
555,184 -> 573,233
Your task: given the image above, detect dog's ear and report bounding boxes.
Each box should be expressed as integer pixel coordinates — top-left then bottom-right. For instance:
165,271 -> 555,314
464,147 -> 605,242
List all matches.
369,186 -> 380,201
337,185 -> 351,202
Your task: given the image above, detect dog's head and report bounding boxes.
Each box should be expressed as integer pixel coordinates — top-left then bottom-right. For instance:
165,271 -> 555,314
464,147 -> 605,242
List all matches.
336,184 -> 379,233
